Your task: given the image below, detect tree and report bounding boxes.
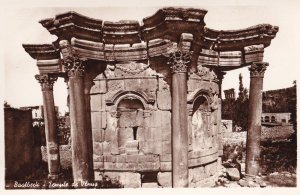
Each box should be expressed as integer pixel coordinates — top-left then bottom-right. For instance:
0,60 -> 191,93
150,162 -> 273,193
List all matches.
232,74 -> 249,131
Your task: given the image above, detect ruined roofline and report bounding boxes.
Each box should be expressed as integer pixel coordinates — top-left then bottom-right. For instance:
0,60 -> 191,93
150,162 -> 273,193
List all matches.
36,7 -> 278,49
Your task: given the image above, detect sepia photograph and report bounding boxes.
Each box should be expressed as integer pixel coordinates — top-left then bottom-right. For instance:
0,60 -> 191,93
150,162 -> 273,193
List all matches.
1,0 -> 299,193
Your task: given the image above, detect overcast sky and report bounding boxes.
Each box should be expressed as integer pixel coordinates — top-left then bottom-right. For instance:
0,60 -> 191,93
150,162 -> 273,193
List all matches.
2,1 -> 300,114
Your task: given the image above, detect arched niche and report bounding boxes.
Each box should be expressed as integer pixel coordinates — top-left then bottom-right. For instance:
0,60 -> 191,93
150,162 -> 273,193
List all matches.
116,96 -> 146,155
191,93 -> 213,151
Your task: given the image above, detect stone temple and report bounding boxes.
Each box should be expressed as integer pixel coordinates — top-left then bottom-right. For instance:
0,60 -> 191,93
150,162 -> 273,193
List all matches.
23,7 -> 278,187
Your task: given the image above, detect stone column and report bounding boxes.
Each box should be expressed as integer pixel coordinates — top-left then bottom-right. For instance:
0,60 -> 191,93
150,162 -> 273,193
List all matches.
35,74 -> 60,180
168,50 -> 192,187
245,62 -> 268,176
216,71 -> 226,166
63,57 -> 93,182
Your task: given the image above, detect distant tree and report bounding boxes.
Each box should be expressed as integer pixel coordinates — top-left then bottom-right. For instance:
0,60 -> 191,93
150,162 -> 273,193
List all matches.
232,74 -> 249,131
4,101 -> 11,108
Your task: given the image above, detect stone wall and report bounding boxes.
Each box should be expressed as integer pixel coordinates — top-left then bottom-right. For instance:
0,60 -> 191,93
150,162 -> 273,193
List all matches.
88,61 -> 221,187
4,107 -> 42,180
222,122 -> 294,145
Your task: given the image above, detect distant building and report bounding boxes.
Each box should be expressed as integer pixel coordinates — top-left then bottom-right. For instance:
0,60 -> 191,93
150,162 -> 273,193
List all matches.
224,88 -> 236,100
222,85 -> 296,126
20,105 -> 59,120
261,113 -> 291,124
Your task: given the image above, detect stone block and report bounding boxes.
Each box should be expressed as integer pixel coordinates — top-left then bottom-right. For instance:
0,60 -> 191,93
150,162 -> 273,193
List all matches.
157,172 -> 172,187
160,162 -> 172,171
106,112 -> 118,131
157,91 -> 171,110
142,182 -> 158,188
90,80 -> 100,94
126,149 -> 139,155
162,141 -> 171,154
102,141 -> 111,154
94,162 -> 104,170
91,112 -> 101,129
94,171 -> 103,181
124,78 -> 157,92
93,154 -> 103,162
92,129 -> 103,142
160,154 -> 171,162
107,79 -> 125,91
119,111 -> 136,128
204,161 -> 217,177
226,167 -> 240,181
90,94 -> 104,111
126,154 -> 139,163
99,79 -> 107,93
93,142 -> 103,156
107,172 -> 141,188
189,166 -> 206,183
158,77 -> 170,91
118,128 -> 133,147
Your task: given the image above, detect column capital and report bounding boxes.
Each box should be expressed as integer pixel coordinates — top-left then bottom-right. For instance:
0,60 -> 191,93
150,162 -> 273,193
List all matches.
35,74 -> 58,91
249,62 -> 269,78
167,50 -> 192,73
62,57 -> 85,77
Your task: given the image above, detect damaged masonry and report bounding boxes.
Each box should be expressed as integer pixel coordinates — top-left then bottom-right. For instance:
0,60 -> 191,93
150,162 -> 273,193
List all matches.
23,7 -> 278,187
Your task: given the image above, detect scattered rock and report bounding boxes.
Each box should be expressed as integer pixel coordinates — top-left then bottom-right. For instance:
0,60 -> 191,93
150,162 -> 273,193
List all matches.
238,178 -> 248,187
226,168 -> 240,181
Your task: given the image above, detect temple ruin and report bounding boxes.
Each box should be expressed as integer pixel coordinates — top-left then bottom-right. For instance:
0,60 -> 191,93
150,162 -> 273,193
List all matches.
23,7 -> 278,187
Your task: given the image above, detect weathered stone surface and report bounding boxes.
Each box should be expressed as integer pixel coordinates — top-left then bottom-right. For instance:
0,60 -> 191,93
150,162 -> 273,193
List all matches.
157,172 -> 172,187
93,142 -> 103,156
92,129 -> 103,142
103,172 -> 141,188
142,182 -> 159,188
226,167 -> 240,181
91,111 -> 107,129
90,94 -> 105,111
162,140 -> 171,154
107,79 -> 125,92
158,77 -> 170,91
124,78 -> 157,92
189,166 -> 206,183
157,91 -> 171,110
160,162 -> 172,171
205,161 -> 217,177
102,141 -> 111,154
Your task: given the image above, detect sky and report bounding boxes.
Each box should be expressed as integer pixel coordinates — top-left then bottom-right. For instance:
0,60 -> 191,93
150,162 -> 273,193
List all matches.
1,1 -> 300,114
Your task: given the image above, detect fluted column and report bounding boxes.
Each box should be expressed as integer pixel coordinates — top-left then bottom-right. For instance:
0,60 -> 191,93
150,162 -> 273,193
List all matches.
35,74 -> 60,180
168,50 -> 192,187
63,57 -> 93,182
245,62 -> 268,176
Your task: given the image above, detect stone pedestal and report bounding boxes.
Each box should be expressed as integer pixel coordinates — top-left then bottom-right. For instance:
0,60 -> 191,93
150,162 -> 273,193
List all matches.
35,74 -> 60,179
245,62 -> 268,176
63,57 -> 93,181
168,50 -> 191,187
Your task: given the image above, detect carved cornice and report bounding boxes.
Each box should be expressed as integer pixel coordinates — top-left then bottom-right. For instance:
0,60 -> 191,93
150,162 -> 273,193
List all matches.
23,44 -> 60,60
35,74 -> 58,91
249,62 -> 268,78
62,57 -> 85,77
168,50 -> 192,73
